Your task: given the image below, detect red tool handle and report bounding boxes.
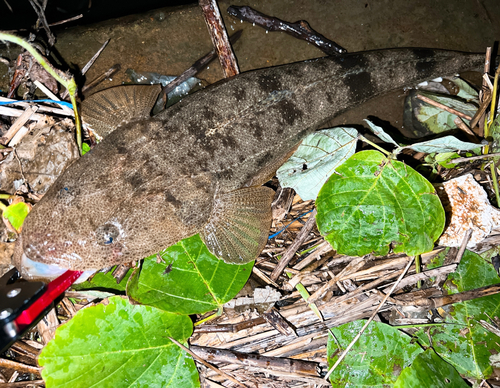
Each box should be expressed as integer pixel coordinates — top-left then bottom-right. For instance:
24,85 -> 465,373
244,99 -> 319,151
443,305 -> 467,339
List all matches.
15,270 -> 83,328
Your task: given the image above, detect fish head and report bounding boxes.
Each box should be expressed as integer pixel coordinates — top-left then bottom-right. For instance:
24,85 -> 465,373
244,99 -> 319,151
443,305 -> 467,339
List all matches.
13,162 -> 213,281
13,183 -> 136,281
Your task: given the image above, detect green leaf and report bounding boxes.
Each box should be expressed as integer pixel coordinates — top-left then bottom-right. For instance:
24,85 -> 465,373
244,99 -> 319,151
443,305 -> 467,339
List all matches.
413,92 -> 478,134
452,78 -> 479,102
72,268 -> 131,292
414,250 -> 500,380
402,136 -> 480,154
81,143 -> 91,155
364,120 -> 399,147
127,234 -> 253,315
327,320 -> 423,387
38,296 -> 199,388
434,152 -> 460,168
277,127 -> 358,201
3,202 -> 30,231
316,150 -> 445,257
394,349 -> 468,388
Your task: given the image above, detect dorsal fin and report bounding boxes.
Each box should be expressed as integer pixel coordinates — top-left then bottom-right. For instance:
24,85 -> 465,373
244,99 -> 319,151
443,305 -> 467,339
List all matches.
81,85 -> 161,138
201,186 -> 275,264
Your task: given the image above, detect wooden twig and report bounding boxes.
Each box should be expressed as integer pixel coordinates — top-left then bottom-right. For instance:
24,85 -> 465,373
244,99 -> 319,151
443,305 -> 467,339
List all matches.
28,0 -> 55,47
168,337 -> 248,388
161,30 -> 242,97
452,152 -> 500,164
324,257 -> 414,381
0,105 -> 38,145
431,283 -> 500,308
227,5 -> 346,56
308,254 -> 368,303
194,317 -> 266,333
190,345 -> 319,376
263,306 -> 297,337
454,228 -> 473,264
391,283 -> 500,308
479,320 -> 500,337
471,47 -> 492,134
271,209 -> 317,281
470,91 -> 492,130
0,358 -> 41,375
454,117 -> 478,139
0,380 -> 45,387
81,64 -> 121,95
332,267 -> 406,305
112,263 -> 132,283
82,40 -> 110,76
48,14 -> 83,27
384,264 -> 458,293
61,39 -> 110,100
416,94 -> 472,120
199,0 -> 239,78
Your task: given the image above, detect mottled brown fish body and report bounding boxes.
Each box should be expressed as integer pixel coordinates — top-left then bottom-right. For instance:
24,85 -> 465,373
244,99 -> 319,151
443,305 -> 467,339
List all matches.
16,48 -> 486,274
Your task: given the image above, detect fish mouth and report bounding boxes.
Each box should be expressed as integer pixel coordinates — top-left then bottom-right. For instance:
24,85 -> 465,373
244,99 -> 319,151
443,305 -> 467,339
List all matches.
14,235 -> 94,283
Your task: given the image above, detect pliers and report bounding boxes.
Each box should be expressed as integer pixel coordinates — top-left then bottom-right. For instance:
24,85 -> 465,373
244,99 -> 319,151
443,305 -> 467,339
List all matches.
0,268 -> 82,353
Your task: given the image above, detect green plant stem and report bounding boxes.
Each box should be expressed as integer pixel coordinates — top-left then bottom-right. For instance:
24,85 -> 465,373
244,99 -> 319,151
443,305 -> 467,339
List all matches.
415,254 -> 422,289
491,163 -> 500,206
358,135 -> 392,156
482,66 -> 500,204
0,32 -> 83,153
485,66 -> 500,140
194,306 -> 223,326
285,271 -> 323,321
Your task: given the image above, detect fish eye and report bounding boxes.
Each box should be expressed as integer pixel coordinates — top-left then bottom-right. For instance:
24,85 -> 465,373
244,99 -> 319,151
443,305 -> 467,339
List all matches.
95,223 -> 120,246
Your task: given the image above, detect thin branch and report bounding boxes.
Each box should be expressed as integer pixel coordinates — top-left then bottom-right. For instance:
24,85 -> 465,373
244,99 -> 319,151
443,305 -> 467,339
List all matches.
190,345 -> 320,376
28,0 -> 55,47
416,94 -> 472,120
270,209 -> 317,281
454,229 -> 473,264
227,5 -> 346,55
161,30 -> 242,97
453,152 -> 500,163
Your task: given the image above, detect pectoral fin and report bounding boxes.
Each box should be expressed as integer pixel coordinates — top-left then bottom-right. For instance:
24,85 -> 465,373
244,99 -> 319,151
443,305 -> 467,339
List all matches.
81,85 -> 161,138
201,186 -> 275,264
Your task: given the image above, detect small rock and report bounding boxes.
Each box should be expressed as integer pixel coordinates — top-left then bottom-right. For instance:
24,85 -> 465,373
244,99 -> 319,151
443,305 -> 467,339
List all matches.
436,174 -> 500,248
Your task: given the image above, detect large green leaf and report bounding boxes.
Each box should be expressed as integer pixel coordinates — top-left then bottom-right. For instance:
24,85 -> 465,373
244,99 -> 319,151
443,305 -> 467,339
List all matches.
127,234 -> 253,315
411,91 -> 478,134
316,150 -> 445,257
394,349 -> 468,388
38,296 -> 199,388
414,250 -> 500,380
327,320 -> 423,387
276,127 -> 358,201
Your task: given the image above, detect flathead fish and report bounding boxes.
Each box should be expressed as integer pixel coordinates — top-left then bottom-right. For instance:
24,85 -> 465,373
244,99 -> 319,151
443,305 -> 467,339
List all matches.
14,48 -> 487,280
